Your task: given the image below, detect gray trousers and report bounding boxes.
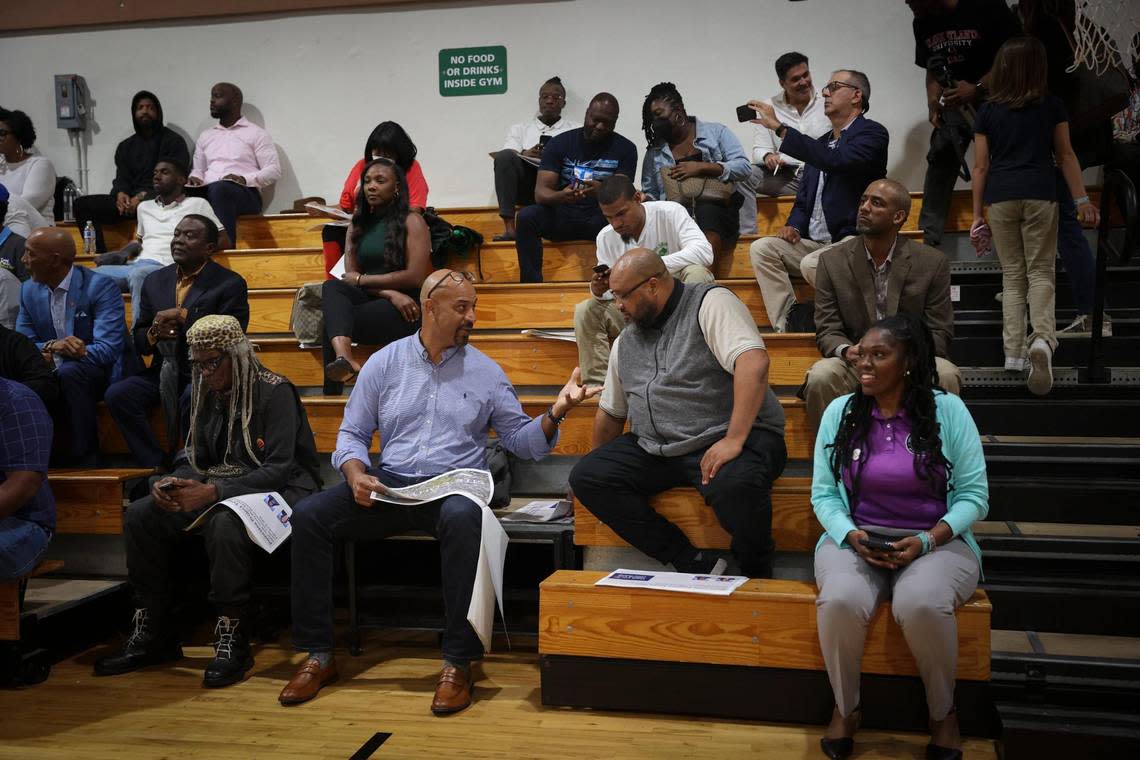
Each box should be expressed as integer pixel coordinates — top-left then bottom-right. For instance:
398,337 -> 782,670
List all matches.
814,531 -> 980,720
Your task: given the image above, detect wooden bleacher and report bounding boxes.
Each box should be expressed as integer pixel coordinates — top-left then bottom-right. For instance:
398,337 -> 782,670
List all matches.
1,560 -> 65,641
49,469 -> 155,534
538,570 -> 996,732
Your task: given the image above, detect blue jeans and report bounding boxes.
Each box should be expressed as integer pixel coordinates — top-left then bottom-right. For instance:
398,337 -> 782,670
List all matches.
1054,168 -> 1097,315
0,517 -> 51,581
94,258 -> 165,325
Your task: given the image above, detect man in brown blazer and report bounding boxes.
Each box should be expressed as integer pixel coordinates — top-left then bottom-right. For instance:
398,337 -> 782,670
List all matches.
804,178 -> 961,429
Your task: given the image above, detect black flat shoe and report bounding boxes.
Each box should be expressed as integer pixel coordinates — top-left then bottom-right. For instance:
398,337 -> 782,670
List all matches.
492,233 -> 515,242
926,744 -> 963,760
820,737 -> 854,759
324,357 -> 358,383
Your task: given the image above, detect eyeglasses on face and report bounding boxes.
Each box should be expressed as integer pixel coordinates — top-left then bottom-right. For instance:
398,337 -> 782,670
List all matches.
610,270 -> 665,301
426,270 -> 476,299
189,354 -> 226,373
822,81 -> 860,95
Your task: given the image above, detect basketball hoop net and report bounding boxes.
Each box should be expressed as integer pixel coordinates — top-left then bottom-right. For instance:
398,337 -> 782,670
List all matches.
1070,0 -> 1140,74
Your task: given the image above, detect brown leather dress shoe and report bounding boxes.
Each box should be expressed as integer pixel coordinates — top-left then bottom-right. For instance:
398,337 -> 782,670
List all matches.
279,656 -> 339,706
430,664 -> 472,715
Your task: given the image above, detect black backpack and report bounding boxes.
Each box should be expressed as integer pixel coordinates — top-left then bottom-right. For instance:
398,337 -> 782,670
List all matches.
423,208 -> 484,269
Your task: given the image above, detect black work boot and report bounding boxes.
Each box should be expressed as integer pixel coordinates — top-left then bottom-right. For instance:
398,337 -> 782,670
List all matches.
93,608 -> 182,676
202,616 -> 254,688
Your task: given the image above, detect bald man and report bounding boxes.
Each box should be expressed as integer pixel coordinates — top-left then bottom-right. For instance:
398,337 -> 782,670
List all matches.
805,178 -> 961,430
570,250 -> 788,579
16,228 -> 133,465
283,268 -> 599,713
515,92 -> 639,282
186,82 -> 281,244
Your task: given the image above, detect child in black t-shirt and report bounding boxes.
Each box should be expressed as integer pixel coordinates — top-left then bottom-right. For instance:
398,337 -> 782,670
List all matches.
971,36 -> 1100,396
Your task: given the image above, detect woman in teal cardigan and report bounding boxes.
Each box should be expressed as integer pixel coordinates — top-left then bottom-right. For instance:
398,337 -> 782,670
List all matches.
811,313 -> 988,760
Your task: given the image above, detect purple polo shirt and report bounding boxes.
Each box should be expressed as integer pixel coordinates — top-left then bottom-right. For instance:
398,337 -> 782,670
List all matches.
842,407 -> 948,530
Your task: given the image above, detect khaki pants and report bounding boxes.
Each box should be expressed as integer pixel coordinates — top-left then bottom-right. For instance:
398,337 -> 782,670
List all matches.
803,356 -> 962,431
988,199 -> 1059,360
573,264 -> 715,385
749,236 -> 850,331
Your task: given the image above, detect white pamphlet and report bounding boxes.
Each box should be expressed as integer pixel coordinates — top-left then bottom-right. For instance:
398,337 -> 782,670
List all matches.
500,499 -> 572,522
370,469 -> 505,651
304,201 -> 353,220
595,568 -> 748,597
329,255 -> 346,279
185,491 -> 292,554
520,328 -> 578,343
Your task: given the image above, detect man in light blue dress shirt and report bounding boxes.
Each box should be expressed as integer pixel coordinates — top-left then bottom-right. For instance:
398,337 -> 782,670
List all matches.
281,268 -> 599,714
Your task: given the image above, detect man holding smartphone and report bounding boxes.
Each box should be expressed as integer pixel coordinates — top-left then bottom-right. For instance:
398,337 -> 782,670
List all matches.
575,175 -> 715,385
492,77 -> 578,242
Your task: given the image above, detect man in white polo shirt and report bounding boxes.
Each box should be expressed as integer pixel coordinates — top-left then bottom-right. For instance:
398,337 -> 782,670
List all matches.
95,159 -> 226,321
574,175 -> 715,384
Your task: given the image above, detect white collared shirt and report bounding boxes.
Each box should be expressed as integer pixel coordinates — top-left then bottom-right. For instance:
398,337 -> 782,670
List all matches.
751,90 -> 830,167
502,114 -> 579,152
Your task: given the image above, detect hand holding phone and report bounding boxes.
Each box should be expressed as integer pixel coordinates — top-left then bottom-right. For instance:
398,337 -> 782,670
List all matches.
859,536 -> 897,553
736,104 -> 757,123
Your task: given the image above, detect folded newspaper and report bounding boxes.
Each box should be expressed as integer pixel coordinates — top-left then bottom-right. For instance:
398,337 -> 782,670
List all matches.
370,469 -> 507,651
595,568 -> 748,596
520,328 -> 577,343
184,491 -> 292,554
303,201 -> 352,220
500,499 -> 572,522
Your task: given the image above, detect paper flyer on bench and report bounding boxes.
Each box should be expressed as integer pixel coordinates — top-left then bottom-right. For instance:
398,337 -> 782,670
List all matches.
370,469 -> 506,651
595,568 -> 748,596
185,491 -> 292,554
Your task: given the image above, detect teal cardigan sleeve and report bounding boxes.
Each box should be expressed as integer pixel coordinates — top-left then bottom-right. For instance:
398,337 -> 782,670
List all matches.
937,392 -> 990,536
811,393 -> 858,547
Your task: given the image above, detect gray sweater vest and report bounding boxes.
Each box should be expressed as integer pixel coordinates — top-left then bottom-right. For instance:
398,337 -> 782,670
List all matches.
616,282 -> 786,457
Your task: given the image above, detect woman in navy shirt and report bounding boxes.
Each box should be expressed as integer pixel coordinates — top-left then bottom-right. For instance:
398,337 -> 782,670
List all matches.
972,36 -> 1100,395
812,313 -> 989,760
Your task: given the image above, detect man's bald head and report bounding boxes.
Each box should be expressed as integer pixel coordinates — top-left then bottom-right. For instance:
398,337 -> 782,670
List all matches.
612,248 -> 668,281
22,227 -> 76,285
583,93 -> 621,144
590,92 -> 619,111
209,83 -> 244,121
215,82 -> 243,103
608,249 -> 673,329
421,269 -> 477,351
857,178 -> 913,237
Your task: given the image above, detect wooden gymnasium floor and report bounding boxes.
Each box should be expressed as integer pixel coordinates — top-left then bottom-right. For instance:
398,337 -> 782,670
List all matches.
0,631 -> 998,759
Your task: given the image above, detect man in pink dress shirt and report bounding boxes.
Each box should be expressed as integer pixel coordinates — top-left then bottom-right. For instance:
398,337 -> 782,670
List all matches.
186,83 -> 281,246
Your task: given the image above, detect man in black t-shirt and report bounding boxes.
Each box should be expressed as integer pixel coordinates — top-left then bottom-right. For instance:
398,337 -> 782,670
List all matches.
909,0 -> 1021,246
514,92 -> 638,282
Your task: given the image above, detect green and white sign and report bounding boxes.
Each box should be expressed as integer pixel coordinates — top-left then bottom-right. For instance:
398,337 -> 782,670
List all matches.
439,45 -> 507,97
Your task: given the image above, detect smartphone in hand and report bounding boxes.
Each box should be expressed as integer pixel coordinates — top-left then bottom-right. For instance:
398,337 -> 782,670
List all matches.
736,104 -> 756,123
860,536 -> 896,552
593,264 -> 611,275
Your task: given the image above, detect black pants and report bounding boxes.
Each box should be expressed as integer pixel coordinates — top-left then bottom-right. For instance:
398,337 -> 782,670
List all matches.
569,428 -> 788,577
73,193 -> 130,253
320,278 -> 419,393
124,485 -> 253,618
104,371 -> 192,468
919,109 -> 973,247
693,194 -> 743,242
185,181 -> 262,244
289,468 -> 485,663
493,151 -> 537,218
515,202 -> 607,283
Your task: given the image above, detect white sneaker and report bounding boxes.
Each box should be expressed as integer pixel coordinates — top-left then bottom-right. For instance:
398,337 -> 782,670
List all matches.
1004,357 -> 1026,372
1059,313 -> 1113,337
1027,339 -> 1053,396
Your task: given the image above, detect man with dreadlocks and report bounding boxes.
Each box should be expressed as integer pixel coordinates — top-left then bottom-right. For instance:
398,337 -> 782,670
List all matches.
94,314 -> 321,688
640,82 -> 755,250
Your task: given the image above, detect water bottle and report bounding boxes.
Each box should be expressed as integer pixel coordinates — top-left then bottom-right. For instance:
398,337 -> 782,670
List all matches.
62,181 -> 79,222
83,221 -> 96,255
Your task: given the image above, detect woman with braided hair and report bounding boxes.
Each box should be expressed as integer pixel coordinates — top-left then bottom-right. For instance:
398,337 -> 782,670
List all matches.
94,315 -> 321,690
810,312 -> 988,760
321,157 -> 431,394
639,82 -> 754,252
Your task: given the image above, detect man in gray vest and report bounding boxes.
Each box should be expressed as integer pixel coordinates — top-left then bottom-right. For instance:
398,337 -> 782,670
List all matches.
569,249 -> 787,577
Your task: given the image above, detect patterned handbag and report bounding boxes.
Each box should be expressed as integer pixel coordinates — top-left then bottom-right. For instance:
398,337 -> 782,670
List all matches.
290,282 -> 325,346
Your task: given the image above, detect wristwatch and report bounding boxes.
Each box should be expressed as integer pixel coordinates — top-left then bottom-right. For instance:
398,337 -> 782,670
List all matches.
546,405 -> 567,426
775,123 -> 789,139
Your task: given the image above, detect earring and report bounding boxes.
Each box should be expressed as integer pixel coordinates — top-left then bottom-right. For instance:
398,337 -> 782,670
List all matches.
905,370 -> 911,376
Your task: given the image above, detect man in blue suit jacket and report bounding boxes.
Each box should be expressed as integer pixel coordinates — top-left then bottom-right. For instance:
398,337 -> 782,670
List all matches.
17,228 -> 133,465
105,215 -> 249,469
747,70 -> 889,332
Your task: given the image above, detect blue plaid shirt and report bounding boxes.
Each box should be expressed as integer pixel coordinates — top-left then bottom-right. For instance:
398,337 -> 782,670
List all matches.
0,377 -> 55,531
333,333 -> 557,478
